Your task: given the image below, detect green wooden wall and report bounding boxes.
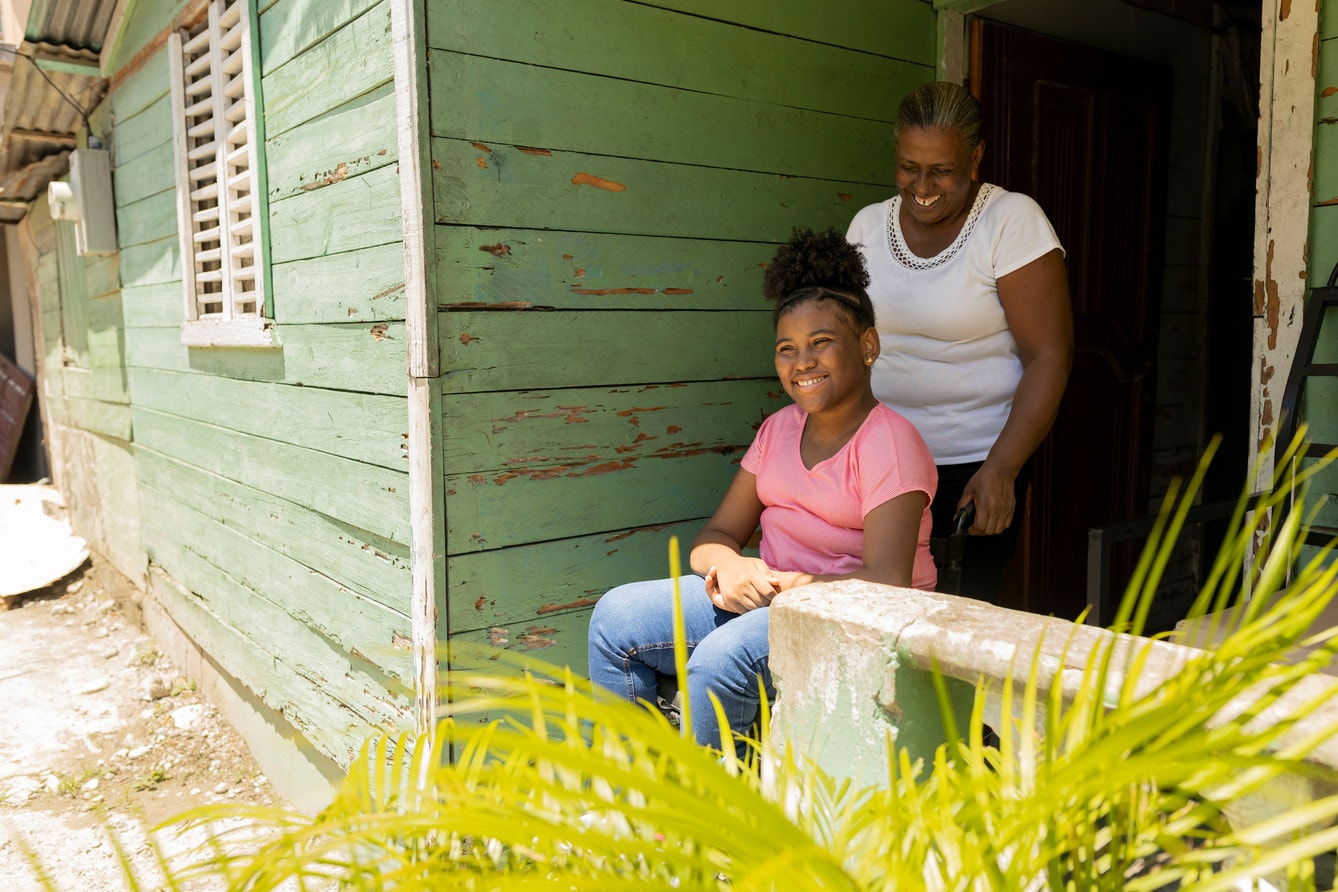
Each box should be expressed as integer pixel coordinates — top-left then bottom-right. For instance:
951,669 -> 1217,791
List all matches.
426,0 -> 936,674
1308,0 -> 1338,534
23,185 -> 142,586
106,0 -> 414,767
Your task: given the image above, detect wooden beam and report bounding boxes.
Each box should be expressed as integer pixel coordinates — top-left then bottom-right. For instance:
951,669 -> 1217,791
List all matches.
1252,0 -> 1319,486
99,0 -> 134,75
8,129 -> 77,145
933,0 -> 998,13
391,0 -> 444,739
31,53 -> 102,77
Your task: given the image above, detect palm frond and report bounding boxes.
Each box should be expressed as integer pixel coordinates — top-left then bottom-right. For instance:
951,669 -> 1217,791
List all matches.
40,435 -> 1338,891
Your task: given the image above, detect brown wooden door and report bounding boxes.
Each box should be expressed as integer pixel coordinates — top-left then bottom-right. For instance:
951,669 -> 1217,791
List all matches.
972,19 -> 1171,621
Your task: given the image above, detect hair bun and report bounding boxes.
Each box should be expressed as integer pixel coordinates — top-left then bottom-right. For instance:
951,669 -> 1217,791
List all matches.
762,227 -> 871,303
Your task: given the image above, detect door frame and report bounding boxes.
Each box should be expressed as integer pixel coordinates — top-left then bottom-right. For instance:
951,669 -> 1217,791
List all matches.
936,0 -> 1317,493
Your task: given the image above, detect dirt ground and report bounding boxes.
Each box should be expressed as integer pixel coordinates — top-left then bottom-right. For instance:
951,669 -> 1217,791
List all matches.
0,553 -> 285,890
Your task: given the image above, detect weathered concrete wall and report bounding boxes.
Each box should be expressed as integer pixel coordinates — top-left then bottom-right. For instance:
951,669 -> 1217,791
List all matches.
770,580 -> 1338,836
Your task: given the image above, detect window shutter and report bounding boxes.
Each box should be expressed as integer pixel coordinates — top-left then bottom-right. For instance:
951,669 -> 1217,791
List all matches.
169,0 -> 268,339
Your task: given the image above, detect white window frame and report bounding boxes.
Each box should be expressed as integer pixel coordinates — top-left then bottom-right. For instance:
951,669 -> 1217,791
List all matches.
168,0 -> 274,348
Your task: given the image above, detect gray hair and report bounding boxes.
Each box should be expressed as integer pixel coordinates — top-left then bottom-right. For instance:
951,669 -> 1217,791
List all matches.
896,82 -> 984,151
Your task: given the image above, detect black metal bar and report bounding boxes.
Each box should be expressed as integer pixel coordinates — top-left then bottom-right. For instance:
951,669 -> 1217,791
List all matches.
1084,496 -> 1263,628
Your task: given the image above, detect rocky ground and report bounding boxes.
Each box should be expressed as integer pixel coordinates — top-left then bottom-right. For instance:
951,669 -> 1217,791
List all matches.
0,554 -> 285,890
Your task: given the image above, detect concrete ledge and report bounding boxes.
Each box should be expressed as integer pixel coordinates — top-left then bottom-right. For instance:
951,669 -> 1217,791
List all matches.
770,581 -> 1338,805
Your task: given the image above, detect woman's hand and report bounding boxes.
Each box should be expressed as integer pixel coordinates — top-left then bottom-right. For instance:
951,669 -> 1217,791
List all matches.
961,462 -> 1015,536
703,556 -> 780,614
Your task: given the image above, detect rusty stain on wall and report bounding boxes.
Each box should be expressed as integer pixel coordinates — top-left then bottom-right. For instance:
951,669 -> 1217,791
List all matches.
537,598 -> 597,615
300,160 -> 355,192
492,463 -> 579,484
492,406 -> 590,425
488,627 -> 509,646
571,459 -> 637,476
517,146 -> 552,156
570,287 -> 655,295
476,156 -> 488,169
372,283 -> 405,300
473,142 -> 491,152
479,243 -> 512,256
572,172 -> 626,192
616,432 -> 657,453
459,332 -> 477,345
662,288 -> 694,295
1265,239 -> 1280,350
370,324 -> 393,341
520,626 -> 559,648
605,522 -> 674,543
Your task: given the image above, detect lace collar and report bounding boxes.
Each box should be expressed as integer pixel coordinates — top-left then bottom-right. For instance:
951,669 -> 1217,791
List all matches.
885,183 -> 997,271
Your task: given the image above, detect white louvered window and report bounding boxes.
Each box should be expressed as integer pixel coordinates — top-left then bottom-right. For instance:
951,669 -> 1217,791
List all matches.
168,0 -> 273,347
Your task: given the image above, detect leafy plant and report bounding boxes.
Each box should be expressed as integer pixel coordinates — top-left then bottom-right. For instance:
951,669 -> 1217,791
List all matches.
55,764 -> 105,798
26,436 -> 1338,889
133,767 -> 170,792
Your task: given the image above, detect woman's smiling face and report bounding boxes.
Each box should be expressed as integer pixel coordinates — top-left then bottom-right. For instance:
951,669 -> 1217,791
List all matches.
895,126 -> 982,227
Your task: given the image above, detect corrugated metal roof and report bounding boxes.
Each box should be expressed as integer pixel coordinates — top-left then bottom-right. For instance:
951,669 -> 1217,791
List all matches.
5,43 -> 104,134
23,0 -> 119,54
0,148 -> 68,215
0,35 -> 108,214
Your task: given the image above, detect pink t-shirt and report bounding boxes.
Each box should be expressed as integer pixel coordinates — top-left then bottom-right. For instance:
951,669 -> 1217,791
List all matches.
740,403 -> 938,590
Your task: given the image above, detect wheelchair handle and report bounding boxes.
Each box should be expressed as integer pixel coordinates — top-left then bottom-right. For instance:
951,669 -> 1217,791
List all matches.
952,502 -> 976,536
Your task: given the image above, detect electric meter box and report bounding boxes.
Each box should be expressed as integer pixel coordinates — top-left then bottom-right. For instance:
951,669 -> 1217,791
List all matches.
46,148 -> 117,256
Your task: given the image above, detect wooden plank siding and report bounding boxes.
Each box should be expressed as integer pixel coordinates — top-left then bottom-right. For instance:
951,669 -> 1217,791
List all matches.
1304,15 -> 1338,537
20,169 -> 141,583
101,0 -> 414,768
426,0 -> 936,675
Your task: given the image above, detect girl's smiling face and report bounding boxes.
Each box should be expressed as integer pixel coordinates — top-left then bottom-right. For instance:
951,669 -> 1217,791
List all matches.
895,126 -> 982,228
774,299 -> 879,417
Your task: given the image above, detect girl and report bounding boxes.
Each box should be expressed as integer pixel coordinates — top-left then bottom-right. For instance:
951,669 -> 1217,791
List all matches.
586,227 -> 937,752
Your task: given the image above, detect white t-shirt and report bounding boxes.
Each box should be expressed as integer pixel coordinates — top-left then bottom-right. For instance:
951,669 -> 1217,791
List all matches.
846,184 -> 1063,464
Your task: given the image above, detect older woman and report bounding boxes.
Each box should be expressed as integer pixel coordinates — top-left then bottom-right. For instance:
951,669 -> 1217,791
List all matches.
846,81 -> 1074,604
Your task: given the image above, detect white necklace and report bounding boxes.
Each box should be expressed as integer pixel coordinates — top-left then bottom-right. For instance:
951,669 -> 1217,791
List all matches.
886,183 -> 996,271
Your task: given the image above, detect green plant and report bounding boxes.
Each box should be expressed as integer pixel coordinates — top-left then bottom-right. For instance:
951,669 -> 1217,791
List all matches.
133,768 -> 169,792
27,437 -> 1338,889
133,645 -> 161,667
169,677 -> 197,697
55,764 -> 105,798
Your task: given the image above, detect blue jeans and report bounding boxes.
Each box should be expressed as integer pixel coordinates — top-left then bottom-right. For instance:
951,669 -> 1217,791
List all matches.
586,575 -> 774,751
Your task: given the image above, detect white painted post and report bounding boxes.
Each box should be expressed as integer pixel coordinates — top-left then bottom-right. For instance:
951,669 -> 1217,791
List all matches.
390,0 -> 446,737
1252,0 -> 1319,484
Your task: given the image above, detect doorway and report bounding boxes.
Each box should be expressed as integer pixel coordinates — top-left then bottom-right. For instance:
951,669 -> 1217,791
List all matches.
973,18 -> 1169,620
966,3 -> 1258,624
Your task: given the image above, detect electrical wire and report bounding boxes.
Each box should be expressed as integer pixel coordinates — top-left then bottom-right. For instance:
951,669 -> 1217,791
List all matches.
1,45 -> 100,147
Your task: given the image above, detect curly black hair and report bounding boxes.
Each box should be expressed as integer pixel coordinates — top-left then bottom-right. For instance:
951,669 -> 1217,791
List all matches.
762,226 -> 876,331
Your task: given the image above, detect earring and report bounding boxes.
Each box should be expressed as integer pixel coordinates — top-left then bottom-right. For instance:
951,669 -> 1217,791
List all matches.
865,356 -> 873,365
